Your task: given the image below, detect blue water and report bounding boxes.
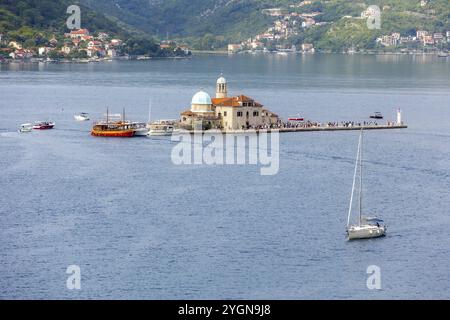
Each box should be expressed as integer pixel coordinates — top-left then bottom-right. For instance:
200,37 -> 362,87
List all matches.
1,54 -> 449,299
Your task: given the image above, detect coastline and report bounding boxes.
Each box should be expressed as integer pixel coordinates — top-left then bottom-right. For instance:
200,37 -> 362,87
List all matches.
1,51 -> 447,65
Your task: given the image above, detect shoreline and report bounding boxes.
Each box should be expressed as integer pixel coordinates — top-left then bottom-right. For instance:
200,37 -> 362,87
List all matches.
1,51 -> 447,65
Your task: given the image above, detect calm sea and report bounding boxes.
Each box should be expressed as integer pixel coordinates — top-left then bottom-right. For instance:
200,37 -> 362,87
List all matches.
1,54 -> 449,299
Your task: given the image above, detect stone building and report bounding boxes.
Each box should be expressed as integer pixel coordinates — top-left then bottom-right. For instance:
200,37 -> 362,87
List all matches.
180,75 -> 279,131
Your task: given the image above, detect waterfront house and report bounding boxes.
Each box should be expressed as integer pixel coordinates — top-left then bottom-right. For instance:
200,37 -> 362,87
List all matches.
38,47 -> 51,56
433,33 -> 444,43
107,49 -> 117,58
110,39 -> 123,47
422,35 -> 435,46
302,43 -> 314,52
378,34 -> 399,47
416,30 -> 429,40
228,44 -> 242,53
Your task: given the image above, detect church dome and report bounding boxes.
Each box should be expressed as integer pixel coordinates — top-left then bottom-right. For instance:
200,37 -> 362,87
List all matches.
191,90 -> 212,105
217,75 -> 226,84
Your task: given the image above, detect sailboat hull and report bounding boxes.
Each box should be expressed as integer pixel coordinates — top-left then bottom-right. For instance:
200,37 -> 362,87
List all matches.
347,225 -> 386,240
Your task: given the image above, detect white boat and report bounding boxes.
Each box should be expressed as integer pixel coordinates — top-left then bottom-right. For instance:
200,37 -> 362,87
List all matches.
147,120 -> 178,136
346,129 -> 386,240
19,123 -> 33,133
74,113 -> 90,121
132,122 -> 149,136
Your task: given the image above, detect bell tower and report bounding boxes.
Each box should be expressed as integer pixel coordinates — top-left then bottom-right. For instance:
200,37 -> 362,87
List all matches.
216,73 -> 227,98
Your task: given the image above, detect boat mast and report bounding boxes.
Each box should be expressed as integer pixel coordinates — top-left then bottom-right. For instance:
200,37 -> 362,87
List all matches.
106,106 -> 109,124
359,129 -> 364,226
122,108 -> 126,122
347,130 -> 362,228
148,98 -> 152,123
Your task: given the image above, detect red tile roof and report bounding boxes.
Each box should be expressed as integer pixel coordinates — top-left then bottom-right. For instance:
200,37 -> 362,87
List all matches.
212,95 -> 262,107
70,29 -> 89,35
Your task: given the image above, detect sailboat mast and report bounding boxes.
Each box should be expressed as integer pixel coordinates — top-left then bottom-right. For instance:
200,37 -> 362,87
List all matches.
359,129 -> 363,226
148,98 -> 152,124
347,131 -> 362,227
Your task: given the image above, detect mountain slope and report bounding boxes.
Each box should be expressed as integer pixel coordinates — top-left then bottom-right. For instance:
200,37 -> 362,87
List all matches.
80,0 -> 279,40
0,0 -> 139,40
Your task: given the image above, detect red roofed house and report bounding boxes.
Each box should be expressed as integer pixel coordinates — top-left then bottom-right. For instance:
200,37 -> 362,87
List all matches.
180,74 -> 279,130
70,29 -> 90,39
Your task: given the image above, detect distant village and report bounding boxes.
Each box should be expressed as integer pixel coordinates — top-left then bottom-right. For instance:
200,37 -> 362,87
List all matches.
0,28 -> 191,63
227,0 -> 450,55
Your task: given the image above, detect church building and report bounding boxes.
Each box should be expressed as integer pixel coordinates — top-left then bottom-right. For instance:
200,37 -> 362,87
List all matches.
180,75 -> 279,131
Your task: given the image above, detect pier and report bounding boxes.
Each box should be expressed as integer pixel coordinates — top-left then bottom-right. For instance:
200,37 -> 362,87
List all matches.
273,124 -> 408,133
185,124 -> 408,134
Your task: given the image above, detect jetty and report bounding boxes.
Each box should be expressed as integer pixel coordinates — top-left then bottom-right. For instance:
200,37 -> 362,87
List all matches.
185,123 -> 407,134
272,123 -> 407,133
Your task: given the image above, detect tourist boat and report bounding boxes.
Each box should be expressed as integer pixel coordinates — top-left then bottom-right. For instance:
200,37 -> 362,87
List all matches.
91,108 -> 135,137
74,113 -> 90,121
131,122 -> 149,136
19,123 -> 33,133
346,129 -> 386,240
370,112 -> 383,119
147,120 -> 178,136
33,121 -> 55,130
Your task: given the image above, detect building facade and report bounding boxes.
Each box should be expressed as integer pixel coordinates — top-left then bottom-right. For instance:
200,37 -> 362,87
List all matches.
180,75 -> 279,131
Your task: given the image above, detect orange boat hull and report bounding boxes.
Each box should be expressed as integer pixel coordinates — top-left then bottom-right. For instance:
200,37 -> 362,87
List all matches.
91,129 -> 135,137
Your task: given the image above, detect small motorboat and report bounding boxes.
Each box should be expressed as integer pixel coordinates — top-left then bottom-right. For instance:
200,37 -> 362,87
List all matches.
370,112 -> 383,119
33,121 -> 55,130
74,113 -> 90,121
437,52 -> 448,58
19,123 -> 33,133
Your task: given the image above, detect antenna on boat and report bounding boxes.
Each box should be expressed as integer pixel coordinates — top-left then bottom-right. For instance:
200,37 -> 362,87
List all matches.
106,106 -> 109,124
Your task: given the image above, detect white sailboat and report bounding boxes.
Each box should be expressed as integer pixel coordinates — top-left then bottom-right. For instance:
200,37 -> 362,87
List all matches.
346,129 -> 386,240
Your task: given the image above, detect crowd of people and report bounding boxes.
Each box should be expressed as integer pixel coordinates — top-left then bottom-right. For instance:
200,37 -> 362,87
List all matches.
243,119 -> 401,131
